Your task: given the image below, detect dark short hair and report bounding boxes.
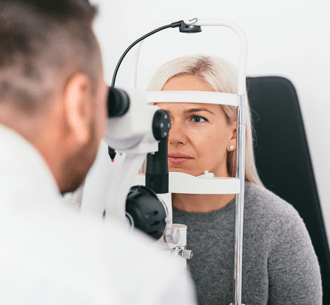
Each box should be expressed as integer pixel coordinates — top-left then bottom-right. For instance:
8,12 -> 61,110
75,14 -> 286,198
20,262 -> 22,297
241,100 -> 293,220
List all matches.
0,0 -> 100,113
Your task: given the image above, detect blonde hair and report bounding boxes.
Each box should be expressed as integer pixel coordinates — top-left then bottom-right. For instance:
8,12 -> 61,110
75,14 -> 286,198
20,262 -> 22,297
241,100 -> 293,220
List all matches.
147,55 -> 263,187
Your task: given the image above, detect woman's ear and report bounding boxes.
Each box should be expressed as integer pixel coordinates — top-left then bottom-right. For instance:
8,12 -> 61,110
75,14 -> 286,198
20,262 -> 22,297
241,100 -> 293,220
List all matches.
62,73 -> 92,147
228,121 -> 237,151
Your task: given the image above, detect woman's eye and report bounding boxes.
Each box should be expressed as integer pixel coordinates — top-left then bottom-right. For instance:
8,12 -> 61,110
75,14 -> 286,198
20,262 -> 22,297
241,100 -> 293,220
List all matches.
191,116 -> 207,123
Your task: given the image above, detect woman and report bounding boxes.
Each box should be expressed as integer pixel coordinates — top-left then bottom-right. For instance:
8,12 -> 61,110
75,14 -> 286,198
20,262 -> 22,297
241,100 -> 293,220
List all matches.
147,55 -> 322,305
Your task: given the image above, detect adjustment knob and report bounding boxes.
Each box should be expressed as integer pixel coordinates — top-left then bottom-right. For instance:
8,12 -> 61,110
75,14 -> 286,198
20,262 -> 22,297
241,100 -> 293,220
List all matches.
126,186 -> 167,240
152,109 -> 171,141
179,249 -> 193,260
164,227 -> 180,244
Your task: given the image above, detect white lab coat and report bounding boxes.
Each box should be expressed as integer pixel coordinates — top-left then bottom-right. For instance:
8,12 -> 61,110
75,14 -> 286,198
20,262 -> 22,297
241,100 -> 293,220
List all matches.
0,124 -> 197,305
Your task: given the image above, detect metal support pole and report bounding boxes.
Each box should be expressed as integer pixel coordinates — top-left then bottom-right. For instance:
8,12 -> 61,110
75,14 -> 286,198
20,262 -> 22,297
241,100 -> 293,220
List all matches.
233,94 -> 246,305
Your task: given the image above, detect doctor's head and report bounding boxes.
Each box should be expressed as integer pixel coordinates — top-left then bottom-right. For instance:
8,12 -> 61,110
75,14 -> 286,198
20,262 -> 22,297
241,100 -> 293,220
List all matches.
0,0 -> 108,193
148,55 -> 262,186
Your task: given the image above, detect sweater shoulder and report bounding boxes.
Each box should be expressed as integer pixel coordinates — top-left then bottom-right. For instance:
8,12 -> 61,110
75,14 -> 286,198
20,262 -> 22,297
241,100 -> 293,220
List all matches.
244,182 -> 304,230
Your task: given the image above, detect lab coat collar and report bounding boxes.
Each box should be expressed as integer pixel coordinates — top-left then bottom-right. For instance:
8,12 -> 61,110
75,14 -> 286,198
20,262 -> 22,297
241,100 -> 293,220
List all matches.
0,124 -> 62,208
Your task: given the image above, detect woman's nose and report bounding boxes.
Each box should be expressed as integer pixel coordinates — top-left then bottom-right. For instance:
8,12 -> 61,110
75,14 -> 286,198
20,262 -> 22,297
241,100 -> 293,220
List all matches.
168,122 -> 188,145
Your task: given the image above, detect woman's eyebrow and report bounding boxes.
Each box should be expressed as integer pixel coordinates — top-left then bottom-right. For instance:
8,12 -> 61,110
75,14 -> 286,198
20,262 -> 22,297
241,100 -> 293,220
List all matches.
183,108 -> 215,115
160,108 -> 215,115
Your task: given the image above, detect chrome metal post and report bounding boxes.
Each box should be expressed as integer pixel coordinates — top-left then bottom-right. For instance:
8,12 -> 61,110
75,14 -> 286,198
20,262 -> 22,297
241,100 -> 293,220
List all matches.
233,94 -> 246,305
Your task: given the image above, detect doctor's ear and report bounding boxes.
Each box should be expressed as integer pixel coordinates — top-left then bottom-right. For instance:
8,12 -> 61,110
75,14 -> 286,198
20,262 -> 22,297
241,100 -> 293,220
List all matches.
62,73 -> 92,146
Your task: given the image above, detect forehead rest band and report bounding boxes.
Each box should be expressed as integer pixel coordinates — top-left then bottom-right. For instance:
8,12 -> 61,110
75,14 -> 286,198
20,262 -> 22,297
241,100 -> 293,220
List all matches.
146,91 -> 239,106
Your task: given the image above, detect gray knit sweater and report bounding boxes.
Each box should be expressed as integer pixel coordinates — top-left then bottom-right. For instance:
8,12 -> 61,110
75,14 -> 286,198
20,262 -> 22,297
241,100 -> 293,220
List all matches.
173,182 -> 322,305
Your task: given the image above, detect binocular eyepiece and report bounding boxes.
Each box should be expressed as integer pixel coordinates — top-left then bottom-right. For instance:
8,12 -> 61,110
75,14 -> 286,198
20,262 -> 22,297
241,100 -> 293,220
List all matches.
107,87 -> 130,118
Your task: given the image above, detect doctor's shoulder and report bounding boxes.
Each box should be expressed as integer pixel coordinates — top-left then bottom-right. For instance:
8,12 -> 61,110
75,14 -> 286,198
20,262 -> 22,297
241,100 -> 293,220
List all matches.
66,209 -> 198,305
0,198 -> 197,305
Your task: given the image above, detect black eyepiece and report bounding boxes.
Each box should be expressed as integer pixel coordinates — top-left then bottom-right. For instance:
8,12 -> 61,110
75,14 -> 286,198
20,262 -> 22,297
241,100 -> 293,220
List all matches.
107,87 -> 130,118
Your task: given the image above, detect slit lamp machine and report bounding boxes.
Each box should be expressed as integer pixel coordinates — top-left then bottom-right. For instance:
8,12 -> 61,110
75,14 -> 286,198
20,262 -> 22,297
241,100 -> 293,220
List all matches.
80,18 -> 247,305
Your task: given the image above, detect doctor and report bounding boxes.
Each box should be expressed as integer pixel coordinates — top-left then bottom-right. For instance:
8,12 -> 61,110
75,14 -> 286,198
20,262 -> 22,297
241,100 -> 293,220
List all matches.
0,0 -> 196,304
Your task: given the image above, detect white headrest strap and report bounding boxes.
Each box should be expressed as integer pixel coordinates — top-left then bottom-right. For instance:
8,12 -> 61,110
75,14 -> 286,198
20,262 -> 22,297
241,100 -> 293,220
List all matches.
146,91 -> 238,106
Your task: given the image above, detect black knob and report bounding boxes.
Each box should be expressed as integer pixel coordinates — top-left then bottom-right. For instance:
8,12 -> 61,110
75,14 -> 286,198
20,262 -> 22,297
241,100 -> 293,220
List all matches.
126,186 -> 167,240
152,109 -> 171,141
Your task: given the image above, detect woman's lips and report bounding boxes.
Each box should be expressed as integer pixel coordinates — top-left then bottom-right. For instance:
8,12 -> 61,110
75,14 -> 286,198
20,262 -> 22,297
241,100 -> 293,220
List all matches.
168,153 -> 193,165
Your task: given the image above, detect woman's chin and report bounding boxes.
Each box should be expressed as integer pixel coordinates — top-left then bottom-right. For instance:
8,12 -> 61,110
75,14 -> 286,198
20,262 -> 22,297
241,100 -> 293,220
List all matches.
169,167 -> 200,176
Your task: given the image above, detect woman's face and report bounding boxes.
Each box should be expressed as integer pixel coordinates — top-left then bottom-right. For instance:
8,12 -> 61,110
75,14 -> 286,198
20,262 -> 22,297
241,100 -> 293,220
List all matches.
156,74 -> 236,177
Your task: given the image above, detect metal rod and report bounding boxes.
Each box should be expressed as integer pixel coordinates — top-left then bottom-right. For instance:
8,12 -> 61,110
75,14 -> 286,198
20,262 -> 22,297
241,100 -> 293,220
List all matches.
234,94 -> 246,305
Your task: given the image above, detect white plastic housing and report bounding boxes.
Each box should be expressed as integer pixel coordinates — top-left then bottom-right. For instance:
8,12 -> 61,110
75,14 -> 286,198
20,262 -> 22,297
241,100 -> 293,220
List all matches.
104,88 -> 158,153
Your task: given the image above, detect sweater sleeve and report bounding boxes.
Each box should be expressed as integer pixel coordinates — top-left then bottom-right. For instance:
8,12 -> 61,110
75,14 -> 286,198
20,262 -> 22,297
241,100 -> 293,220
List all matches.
267,204 -> 322,305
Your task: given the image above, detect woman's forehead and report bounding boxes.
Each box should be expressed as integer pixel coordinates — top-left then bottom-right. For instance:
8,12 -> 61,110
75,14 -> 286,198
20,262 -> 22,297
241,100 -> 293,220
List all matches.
162,74 -> 214,92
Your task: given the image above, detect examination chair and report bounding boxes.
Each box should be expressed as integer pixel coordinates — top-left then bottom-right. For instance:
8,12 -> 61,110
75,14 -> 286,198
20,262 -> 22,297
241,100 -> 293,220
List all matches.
247,76 -> 330,303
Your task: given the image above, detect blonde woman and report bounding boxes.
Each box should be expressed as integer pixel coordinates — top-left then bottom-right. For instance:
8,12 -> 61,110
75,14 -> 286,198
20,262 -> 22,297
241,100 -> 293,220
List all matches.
147,56 -> 322,305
